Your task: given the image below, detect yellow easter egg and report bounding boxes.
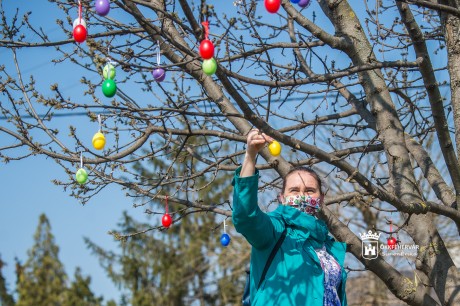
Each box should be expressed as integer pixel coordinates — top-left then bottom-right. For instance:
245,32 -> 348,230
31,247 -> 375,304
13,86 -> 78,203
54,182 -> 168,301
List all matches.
268,140 -> 281,156
92,131 -> 106,150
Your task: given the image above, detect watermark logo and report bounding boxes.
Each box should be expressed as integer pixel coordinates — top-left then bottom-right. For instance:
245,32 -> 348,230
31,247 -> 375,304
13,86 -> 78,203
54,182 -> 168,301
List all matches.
360,230 -> 381,260
360,230 -> 420,259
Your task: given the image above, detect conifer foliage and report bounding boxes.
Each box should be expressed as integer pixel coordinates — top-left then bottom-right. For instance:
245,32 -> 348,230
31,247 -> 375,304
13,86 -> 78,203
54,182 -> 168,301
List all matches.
14,214 -> 104,306
0,256 -> 15,306
15,214 -> 68,306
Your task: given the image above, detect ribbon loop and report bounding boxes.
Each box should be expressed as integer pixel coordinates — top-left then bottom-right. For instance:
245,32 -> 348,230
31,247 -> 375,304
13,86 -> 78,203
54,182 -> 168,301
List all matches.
78,0 -> 82,22
201,21 -> 209,40
156,40 -> 161,66
98,114 -> 102,132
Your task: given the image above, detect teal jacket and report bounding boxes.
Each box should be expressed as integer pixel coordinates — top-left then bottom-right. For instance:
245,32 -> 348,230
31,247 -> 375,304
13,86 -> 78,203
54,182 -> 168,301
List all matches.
232,168 -> 347,306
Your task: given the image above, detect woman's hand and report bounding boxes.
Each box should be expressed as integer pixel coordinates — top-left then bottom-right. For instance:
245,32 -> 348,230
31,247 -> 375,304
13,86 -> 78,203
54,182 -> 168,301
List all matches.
240,129 -> 274,177
246,129 -> 274,159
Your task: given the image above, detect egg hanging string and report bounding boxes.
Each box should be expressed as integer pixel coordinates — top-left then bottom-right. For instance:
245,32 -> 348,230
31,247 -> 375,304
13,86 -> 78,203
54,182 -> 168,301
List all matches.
389,211 -> 394,235
80,151 -> 83,168
202,21 -> 209,40
106,45 -> 116,65
98,114 -> 102,132
156,40 -> 161,66
165,195 -> 169,214
78,0 -> 82,23
107,45 -> 111,63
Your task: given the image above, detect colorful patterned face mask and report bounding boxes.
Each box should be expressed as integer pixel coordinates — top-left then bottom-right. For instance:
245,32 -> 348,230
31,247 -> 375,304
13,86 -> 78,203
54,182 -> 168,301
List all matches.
282,195 -> 321,215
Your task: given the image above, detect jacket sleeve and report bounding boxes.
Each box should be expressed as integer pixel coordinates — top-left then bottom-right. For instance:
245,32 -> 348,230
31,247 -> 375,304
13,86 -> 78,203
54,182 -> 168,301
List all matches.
232,166 -> 276,250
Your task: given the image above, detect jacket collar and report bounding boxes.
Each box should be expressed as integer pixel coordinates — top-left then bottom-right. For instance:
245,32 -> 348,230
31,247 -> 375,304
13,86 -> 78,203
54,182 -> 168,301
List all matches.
270,205 -> 329,247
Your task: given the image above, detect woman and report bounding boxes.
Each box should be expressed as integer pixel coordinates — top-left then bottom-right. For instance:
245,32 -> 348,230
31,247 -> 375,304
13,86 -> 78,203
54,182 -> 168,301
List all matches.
232,129 -> 347,306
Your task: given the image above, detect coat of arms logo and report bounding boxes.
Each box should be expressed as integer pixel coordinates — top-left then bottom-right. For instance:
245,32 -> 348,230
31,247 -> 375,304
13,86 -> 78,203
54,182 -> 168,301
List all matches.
360,230 -> 381,260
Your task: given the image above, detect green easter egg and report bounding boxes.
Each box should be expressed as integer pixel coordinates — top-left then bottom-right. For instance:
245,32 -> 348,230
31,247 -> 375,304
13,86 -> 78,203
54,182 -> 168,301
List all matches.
202,58 -> 217,76
76,168 -> 88,184
103,64 -> 116,80
102,79 -> 117,97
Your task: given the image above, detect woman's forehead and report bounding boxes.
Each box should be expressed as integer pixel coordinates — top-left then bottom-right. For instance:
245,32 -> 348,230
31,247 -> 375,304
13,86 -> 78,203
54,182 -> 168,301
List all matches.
285,171 -> 319,188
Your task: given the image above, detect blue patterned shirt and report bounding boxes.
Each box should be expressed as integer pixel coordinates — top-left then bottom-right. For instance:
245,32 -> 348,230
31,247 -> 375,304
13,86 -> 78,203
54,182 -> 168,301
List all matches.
315,246 -> 342,306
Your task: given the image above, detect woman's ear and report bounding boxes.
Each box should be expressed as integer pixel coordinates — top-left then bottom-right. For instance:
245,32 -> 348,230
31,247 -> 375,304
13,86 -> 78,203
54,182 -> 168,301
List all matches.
278,193 -> 285,204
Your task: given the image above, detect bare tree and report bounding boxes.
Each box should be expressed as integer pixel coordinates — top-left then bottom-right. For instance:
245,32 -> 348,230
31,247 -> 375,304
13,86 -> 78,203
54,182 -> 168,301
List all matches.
1,0 -> 460,304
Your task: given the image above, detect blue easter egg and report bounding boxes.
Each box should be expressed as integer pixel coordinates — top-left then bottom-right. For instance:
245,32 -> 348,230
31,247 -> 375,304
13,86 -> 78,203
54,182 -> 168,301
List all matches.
220,233 -> 231,246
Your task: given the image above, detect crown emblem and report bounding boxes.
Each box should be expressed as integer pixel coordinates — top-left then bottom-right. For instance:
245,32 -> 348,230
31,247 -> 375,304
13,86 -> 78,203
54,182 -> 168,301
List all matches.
360,230 -> 381,241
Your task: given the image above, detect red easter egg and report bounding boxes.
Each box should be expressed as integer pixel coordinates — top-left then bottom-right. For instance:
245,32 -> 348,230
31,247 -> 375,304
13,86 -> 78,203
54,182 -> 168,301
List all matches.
199,39 -> 214,60
162,213 -> 172,228
73,24 -> 87,43
265,0 -> 281,14
387,237 -> 397,250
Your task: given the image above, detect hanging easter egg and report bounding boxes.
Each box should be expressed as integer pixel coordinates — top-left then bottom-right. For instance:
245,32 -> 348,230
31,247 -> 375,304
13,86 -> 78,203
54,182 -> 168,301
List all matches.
152,68 -> 166,82
162,213 -> 172,228
92,131 -> 106,150
73,18 -> 87,30
268,140 -> 282,156
102,79 -> 117,97
387,237 -> 397,250
290,0 -> 300,3
220,233 -> 231,247
202,58 -> 217,76
298,0 -> 311,8
95,0 -> 110,16
75,168 -> 88,184
199,39 -> 214,60
264,0 -> 281,14
73,24 -> 87,43
103,64 -> 116,80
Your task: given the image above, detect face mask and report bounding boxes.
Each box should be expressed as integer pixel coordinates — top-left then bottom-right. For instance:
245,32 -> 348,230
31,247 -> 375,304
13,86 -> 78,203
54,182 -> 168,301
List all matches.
282,195 -> 321,215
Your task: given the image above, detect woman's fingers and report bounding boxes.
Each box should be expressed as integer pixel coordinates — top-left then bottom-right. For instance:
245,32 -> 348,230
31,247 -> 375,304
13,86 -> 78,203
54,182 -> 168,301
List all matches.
246,129 -> 276,158
262,133 -> 274,143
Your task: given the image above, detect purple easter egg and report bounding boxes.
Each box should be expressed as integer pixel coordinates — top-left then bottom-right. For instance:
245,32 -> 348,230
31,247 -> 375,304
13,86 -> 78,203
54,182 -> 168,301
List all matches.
298,0 -> 311,8
152,68 -> 166,82
95,0 -> 110,16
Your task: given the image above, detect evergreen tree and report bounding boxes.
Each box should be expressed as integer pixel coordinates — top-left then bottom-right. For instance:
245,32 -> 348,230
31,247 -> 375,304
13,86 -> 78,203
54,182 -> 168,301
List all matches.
13,214 -> 111,306
87,138 -> 249,305
15,214 -> 68,306
67,267 -> 104,306
0,256 -> 15,306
